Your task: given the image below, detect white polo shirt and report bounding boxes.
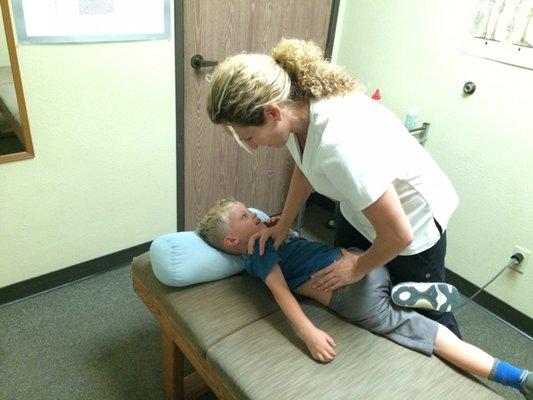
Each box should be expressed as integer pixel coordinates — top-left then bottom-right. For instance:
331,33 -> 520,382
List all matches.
285,92 -> 458,255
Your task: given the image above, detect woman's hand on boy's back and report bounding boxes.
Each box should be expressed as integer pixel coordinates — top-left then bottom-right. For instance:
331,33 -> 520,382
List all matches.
247,221 -> 290,255
301,326 -> 337,363
310,249 -> 365,291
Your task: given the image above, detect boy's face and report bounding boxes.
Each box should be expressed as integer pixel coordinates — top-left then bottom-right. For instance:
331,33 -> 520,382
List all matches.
224,202 -> 266,254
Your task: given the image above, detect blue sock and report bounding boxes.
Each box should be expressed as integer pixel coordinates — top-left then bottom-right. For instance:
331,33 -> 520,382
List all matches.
489,359 -> 527,390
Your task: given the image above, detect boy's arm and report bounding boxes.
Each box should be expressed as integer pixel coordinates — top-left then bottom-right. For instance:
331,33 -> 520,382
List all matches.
265,264 -> 337,362
265,264 -> 315,336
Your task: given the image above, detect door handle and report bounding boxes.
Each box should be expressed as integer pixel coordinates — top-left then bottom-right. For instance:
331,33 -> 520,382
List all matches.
190,54 -> 218,70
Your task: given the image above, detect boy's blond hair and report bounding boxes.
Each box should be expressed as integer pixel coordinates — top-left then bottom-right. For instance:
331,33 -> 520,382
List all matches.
196,197 -> 238,252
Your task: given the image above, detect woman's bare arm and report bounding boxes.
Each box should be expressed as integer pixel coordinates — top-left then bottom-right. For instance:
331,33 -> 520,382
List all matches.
311,186 -> 413,291
248,165 -> 313,254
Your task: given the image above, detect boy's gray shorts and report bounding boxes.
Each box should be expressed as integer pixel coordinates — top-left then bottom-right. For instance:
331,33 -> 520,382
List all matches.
329,261 -> 438,356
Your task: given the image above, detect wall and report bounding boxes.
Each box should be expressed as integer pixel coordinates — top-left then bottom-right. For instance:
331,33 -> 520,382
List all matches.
332,0 -> 533,317
0,12 -> 9,66
0,4 -> 176,287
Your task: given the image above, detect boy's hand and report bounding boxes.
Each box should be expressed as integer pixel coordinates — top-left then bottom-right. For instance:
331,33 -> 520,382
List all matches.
301,327 -> 337,363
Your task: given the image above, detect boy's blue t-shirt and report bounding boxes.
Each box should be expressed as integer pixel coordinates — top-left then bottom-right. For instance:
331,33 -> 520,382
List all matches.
243,234 -> 342,291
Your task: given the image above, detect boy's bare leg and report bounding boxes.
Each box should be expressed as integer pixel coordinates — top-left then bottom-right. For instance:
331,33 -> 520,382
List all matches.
434,323 -> 532,398
433,323 -> 494,377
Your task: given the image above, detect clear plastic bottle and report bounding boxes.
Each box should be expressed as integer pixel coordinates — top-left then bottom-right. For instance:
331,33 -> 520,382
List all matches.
404,107 -> 419,131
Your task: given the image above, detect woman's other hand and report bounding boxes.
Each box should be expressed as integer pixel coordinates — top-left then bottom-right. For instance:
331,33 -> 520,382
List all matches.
302,327 -> 337,363
310,249 -> 365,291
247,221 -> 289,255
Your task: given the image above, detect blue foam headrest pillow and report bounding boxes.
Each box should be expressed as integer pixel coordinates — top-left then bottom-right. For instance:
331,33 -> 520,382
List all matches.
150,208 -> 269,287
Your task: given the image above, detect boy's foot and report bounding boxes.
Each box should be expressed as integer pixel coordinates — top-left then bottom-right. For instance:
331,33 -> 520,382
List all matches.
521,370 -> 532,400
391,282 -> 460,312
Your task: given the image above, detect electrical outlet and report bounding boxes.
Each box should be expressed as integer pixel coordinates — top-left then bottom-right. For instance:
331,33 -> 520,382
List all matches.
511,245 -> 530,274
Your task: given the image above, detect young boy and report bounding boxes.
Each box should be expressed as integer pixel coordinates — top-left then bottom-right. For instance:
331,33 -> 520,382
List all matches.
197,198 -> 532,399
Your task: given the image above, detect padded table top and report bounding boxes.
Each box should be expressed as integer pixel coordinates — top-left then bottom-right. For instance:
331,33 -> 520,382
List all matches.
207,301 -> 503,400
132,252 -> 278,357
132,252 -> 502,399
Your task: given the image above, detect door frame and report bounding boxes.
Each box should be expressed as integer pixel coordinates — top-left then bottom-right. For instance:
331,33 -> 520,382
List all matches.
174,0 -> 341,231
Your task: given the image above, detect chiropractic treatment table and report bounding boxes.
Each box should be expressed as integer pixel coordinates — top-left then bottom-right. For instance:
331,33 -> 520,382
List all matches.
131,251 -> 503,400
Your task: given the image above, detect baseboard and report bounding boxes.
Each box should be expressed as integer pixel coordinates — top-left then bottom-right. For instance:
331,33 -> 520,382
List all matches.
0,242 -> 151,307
2,235 -> 531,338
309,193 -> 532,337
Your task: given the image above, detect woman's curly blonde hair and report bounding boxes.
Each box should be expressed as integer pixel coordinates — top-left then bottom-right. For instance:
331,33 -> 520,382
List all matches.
206,38 -> 359,130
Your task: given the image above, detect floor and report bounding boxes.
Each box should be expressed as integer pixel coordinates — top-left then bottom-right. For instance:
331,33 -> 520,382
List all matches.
0,202 -> 531,400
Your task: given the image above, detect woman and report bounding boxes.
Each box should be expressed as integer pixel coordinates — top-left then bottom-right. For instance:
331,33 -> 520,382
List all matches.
206,38 -> 461,337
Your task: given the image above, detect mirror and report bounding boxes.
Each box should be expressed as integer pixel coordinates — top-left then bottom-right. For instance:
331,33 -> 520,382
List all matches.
0,0 -> 33,163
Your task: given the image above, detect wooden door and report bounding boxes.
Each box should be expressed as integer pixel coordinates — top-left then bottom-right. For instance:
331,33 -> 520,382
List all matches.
183,0 -> 333,230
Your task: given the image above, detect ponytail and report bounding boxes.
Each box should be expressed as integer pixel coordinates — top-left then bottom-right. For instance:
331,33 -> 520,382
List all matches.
271,38 -> 358,100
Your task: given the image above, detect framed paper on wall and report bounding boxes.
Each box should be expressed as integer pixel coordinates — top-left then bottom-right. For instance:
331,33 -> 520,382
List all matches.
12,0 -> 170,44
462,0 -> 533,70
